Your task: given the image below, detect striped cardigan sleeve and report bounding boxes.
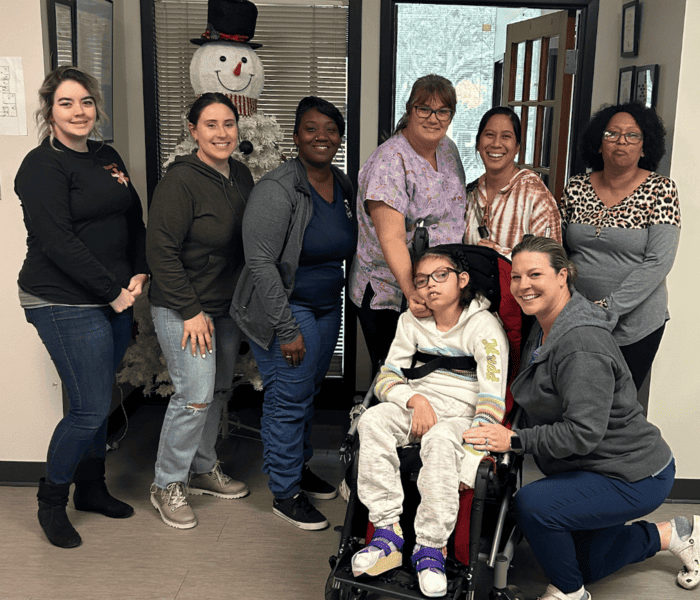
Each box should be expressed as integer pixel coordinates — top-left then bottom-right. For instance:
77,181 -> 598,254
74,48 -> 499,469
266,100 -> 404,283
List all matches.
461,313 -> 509,481
374,312 -> 418,408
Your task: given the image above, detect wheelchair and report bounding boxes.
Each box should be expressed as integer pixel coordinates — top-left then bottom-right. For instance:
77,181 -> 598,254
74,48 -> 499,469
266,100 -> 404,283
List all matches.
326,245 -> 528,600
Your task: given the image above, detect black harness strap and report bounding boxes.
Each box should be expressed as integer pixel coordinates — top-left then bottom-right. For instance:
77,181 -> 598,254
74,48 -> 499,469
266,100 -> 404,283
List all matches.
401,351 -> 477,380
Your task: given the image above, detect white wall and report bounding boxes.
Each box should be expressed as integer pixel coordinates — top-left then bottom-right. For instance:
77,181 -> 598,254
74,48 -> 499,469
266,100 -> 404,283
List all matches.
0,0 -> 64,463
648,2 -> 700,480
590,0 -> 686,176
590,0 -> 697,480
0,0 -> 147,464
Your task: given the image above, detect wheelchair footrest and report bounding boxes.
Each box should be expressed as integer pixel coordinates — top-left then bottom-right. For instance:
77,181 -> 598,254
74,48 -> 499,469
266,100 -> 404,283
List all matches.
331,548 -> 468,600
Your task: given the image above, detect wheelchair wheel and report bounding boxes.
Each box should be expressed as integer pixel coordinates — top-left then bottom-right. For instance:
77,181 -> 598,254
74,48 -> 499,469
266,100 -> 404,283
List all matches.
324,572 -> 368,600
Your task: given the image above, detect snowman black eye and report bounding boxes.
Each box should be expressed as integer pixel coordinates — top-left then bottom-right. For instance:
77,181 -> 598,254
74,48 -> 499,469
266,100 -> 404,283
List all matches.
219,56 -> 226,62
241,57 -> 248,63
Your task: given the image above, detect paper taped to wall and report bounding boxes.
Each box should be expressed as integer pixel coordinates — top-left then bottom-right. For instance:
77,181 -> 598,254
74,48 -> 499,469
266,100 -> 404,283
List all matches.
0,57 -> 27,136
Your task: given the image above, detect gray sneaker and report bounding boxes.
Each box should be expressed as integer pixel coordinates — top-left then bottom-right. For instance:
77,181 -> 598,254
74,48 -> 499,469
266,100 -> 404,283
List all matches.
150,482 -> 197,529
188,460 -> 249,499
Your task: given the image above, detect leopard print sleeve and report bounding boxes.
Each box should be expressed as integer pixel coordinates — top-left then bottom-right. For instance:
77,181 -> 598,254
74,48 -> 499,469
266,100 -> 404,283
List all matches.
559,174 -> 588,224
649,175 -> 681,227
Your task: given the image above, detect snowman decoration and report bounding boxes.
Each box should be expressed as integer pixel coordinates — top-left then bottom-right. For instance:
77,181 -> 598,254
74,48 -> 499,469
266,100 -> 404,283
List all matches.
166,0 -> 284,180
119,0 -> 275,396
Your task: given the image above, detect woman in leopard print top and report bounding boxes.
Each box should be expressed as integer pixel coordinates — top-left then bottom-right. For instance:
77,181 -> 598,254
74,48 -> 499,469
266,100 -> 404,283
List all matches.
560,102 -> 680,392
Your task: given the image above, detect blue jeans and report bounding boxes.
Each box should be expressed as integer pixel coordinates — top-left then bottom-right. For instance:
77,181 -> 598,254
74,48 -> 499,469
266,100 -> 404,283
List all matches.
151,306 -> 242,488
24,305 -> 133,485
250,303 -> 341,499
514,459 -> 675,593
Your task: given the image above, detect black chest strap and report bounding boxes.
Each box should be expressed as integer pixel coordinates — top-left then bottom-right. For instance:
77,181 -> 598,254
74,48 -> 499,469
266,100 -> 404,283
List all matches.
401,351 -> 477,381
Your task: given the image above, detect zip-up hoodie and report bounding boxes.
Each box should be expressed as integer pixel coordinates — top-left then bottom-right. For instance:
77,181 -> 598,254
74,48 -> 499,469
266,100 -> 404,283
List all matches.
512,291 -> 672,482
147,152 -> 254,319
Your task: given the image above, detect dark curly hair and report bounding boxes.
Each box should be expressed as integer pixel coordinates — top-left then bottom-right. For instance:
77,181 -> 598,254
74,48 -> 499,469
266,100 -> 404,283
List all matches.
579,102 -> 666,172
413,245 -> 487,307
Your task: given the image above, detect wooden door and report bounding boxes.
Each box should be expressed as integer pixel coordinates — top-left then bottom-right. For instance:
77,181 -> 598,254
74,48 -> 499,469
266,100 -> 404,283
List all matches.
503,10 -> 576,200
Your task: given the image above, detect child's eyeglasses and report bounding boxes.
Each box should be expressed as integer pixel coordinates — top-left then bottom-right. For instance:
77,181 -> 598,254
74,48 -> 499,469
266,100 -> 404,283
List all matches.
413,268 -> 460,288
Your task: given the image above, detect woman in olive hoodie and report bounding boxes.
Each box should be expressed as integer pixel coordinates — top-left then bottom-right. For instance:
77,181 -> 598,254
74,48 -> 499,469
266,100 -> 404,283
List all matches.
146,93 -> 254,530
463,236 -> 698,600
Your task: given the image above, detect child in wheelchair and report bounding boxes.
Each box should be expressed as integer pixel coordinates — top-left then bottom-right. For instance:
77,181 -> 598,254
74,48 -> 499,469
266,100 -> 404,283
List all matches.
351,245 -> 509,598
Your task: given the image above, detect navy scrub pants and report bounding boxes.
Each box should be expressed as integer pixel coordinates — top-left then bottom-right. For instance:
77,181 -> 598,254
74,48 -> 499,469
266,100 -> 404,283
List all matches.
514,459 -> 675,593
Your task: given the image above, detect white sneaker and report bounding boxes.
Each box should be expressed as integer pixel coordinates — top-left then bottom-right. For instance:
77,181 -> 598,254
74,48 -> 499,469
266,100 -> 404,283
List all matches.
351,523 -> 404,577
411,544 -> 447,598
671,514 -> 700,589
537,583 -> 590,600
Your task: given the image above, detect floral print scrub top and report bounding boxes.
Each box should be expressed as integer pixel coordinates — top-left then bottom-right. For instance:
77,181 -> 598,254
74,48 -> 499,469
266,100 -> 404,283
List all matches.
348,132 -> 466,312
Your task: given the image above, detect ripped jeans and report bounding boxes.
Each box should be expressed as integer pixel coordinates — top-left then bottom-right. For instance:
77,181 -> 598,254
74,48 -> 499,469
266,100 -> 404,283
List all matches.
151,305 -> 242,488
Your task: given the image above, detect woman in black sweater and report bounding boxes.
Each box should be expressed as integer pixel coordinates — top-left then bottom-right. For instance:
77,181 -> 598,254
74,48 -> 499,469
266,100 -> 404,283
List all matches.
15,66 -> 148,548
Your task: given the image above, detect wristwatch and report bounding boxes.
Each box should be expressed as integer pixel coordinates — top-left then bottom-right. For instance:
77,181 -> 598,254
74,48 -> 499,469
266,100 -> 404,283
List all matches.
509,433 -> 524,455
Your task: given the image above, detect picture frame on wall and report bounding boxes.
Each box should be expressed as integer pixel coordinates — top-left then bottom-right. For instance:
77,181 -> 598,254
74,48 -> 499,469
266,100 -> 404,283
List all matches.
621,0 -> 640,58
618,66 -> 636,105
635,64 -> 660,109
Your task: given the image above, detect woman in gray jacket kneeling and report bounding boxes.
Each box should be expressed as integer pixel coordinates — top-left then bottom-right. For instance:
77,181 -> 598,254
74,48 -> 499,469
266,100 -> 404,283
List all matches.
463,236 -> 698,600
231,97 -> 357,531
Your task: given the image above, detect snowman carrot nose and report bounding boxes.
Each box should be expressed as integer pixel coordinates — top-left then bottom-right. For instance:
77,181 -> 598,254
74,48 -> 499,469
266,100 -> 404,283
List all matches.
233,61 -> 242,76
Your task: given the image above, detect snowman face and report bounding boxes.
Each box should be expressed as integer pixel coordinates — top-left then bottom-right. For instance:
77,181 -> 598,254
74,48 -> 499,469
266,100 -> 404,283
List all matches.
190,42 -> 264,100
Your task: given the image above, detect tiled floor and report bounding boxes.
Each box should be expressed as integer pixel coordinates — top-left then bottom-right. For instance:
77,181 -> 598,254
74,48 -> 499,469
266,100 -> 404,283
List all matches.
0,399 -> 695,600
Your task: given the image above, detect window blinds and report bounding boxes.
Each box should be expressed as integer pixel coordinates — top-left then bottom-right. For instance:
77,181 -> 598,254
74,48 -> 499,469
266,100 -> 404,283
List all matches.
151,0 -> 349,377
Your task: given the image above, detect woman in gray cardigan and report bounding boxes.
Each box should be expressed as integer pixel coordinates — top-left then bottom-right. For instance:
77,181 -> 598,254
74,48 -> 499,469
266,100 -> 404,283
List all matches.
463,237 -> 698,600
231,97 -> 357,531
560,103 -> 680,391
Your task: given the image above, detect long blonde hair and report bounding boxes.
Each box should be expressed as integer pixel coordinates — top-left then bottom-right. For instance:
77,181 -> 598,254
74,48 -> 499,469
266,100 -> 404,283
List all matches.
35,66 -> 107,144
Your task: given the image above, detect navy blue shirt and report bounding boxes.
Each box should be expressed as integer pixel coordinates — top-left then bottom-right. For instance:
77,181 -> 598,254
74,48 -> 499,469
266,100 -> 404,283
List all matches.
291,178 -> 358,310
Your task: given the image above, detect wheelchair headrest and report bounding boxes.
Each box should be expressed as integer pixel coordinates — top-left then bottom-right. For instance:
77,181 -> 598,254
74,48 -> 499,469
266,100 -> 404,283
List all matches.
426,244 -> 505,313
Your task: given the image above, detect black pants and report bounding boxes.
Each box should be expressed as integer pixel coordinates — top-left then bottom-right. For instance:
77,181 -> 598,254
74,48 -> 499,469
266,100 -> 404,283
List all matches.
354,283 -> 401,379
619,323 -> 666,391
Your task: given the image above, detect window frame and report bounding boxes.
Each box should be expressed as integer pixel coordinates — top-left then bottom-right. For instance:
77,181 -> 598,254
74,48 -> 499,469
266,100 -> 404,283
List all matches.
379,0 -> 600,179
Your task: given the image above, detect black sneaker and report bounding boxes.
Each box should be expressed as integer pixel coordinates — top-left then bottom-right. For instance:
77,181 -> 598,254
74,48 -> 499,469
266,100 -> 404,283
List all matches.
300,464 -> 338,500
273,492 -> 329,530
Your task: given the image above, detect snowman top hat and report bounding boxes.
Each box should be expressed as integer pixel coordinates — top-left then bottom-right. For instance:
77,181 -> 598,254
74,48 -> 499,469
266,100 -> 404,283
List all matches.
191,0 -> 262,49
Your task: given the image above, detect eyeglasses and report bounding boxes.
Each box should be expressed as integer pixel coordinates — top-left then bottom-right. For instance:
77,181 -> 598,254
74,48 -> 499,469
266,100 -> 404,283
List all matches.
602,130 -> 643,144
414,105 -> 454,122
413,268 -> 459,289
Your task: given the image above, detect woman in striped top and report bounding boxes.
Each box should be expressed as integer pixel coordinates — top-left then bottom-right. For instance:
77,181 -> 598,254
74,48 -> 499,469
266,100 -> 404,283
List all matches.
464,106 -> 561,258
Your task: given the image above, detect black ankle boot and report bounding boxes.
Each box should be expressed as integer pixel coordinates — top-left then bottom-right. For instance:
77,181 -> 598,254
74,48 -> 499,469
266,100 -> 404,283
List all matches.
37,478 -> 82,548
73,457 -> 134,519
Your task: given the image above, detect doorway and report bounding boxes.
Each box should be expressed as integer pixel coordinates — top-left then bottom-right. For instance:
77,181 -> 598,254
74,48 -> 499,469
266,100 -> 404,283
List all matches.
379,0 -> 600,192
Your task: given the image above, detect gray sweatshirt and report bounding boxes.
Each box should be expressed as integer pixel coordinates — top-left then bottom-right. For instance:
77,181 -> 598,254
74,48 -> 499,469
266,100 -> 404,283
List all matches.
512,291 -> 672,482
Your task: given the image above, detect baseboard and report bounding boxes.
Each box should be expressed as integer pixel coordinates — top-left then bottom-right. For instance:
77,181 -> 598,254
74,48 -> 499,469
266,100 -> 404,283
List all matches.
0,461 -> 45,486
666,479 -> 700,503
0,387 -> 146,486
